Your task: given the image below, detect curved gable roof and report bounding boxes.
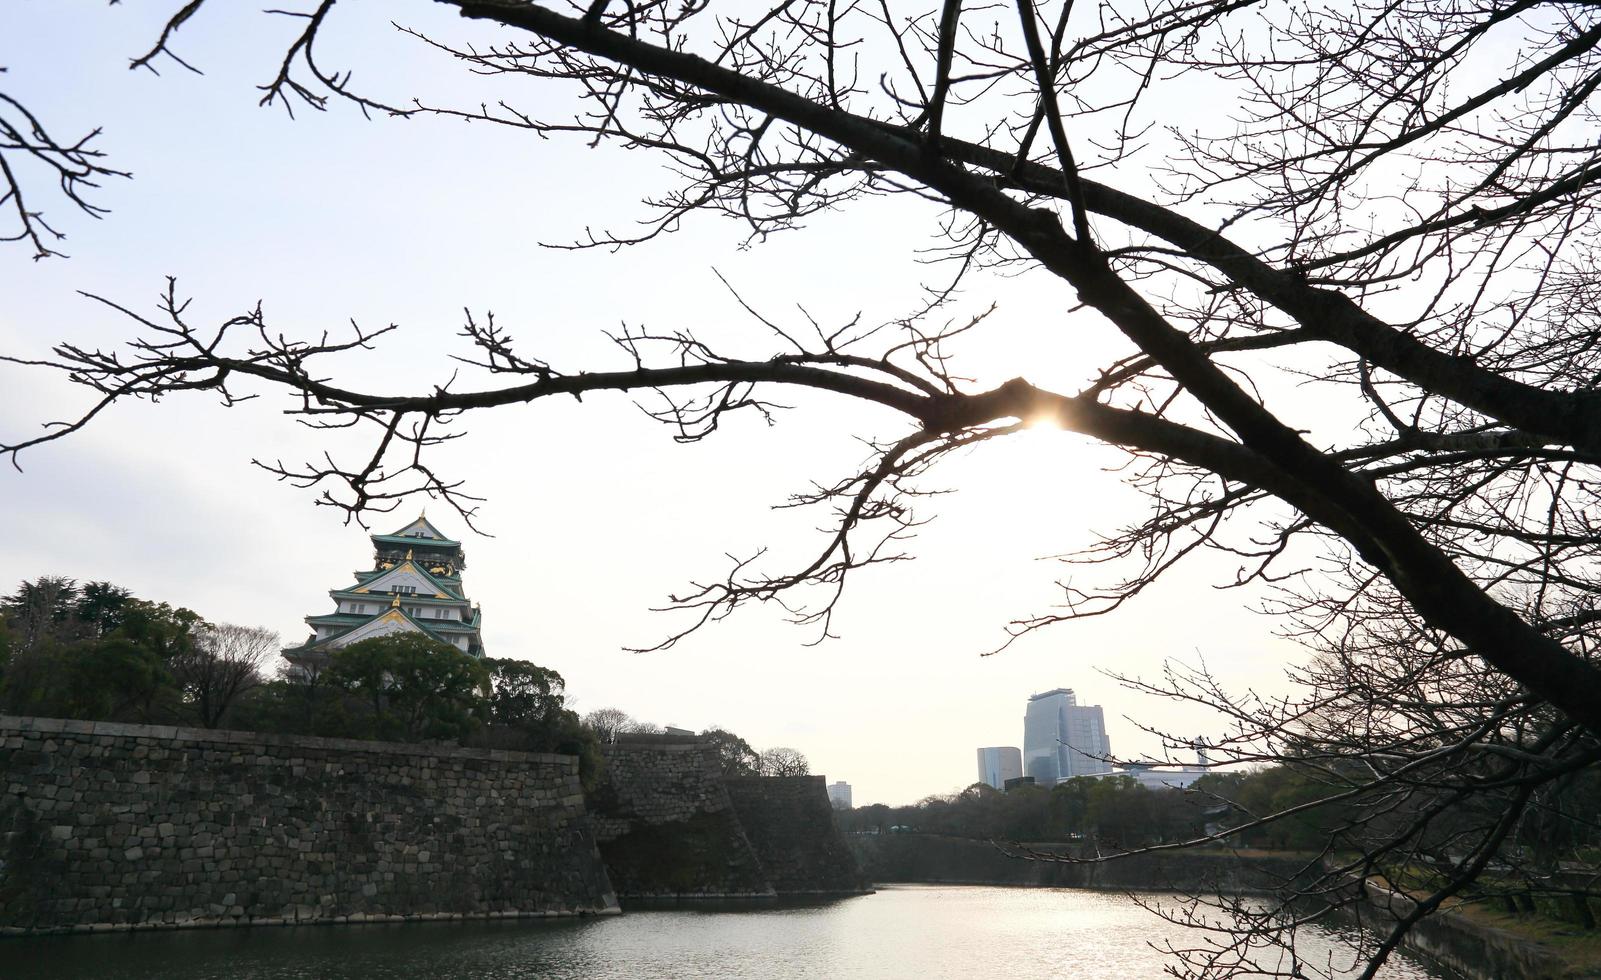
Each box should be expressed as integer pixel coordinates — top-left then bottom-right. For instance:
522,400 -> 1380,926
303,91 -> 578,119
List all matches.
345,560 -> 461,599
316,606 -> 450,650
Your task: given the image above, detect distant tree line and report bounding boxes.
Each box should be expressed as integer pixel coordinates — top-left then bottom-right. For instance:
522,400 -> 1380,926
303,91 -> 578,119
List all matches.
839,776 -> 1219,849
840,763 -> 1601,931
0,576 -> 801,792
577,705 -> 810,778
840,764 -> 1601,856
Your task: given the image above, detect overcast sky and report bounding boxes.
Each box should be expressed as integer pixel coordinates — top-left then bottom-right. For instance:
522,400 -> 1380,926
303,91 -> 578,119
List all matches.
0,2 -> 1312,805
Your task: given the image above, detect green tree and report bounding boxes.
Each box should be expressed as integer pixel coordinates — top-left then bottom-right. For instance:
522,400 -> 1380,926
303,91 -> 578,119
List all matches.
485,658 -> 566,728
1080,777 -> 1146,848
116,599 -> 202,663
479,657 -> 602,787
700,727 -> 760,776
58,636 -> 173,722
226,676 -> 317,737
995,783 -> 1050,842
0,631 -> 177,723
1227,766 -> 1349,853
2,577 -> 82,651
325,633 -> 489,741
837,803 -> 892,835
111,599 -> 200,721
1048,780 -> 1092,840
0,582 -> 192,723
75,582 -> 133,638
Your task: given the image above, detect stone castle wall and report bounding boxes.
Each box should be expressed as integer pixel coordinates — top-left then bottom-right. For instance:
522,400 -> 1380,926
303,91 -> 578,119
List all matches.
0,716 -> 618,934
587,736 -> 771,898
724,776 -> 868,894
588,736 -> 735,842
587,737 -> 869,899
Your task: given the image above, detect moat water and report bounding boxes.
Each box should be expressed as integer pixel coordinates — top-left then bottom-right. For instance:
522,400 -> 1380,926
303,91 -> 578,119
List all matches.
8,885 -> 1444,979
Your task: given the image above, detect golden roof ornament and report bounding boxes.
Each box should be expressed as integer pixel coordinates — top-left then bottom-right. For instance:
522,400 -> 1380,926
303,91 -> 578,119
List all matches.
391,595 -> 401,608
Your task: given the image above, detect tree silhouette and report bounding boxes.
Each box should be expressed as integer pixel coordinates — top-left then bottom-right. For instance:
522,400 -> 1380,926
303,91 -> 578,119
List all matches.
6,2 -> 1601,974
757,746 -> 810,777
171,623 -> 277,729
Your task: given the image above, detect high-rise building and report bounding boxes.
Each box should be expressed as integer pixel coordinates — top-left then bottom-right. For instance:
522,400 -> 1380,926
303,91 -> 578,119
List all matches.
975,746 -> 1023,790
1062,699 -> 1113,778
827,781 -> 852,809
1022,688 -> 1113,786
283,513 -> 486,667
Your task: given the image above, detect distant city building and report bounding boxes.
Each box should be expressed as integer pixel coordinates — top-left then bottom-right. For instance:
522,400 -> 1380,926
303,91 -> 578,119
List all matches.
283,513 -> 485,669
1061,700 -> 1114,778
1094,765 -> 1204,791
1002,776 -> 1036,792
1022,688 -> 1112,787
976,746 -> 1023,790
1086,738 -> 1213,791
827,781 -> 852,809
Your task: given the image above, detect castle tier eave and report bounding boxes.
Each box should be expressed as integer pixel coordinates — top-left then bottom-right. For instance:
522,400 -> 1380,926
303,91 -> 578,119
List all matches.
305,613 -> 368,627
328,589 -> 467,605
299,607 -> 454,651
339,561 -> 464,600
370,533 -> 462,549
353,569 -> 463,586
306,610 -> 479,633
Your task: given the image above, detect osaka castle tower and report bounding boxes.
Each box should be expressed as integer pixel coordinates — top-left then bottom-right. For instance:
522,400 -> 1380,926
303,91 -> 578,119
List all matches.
283,513 -> 486,667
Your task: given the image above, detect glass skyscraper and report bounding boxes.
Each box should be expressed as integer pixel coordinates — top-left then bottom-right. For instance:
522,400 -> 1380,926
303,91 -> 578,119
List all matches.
975,746 -> 1023,789
1022,688 -> 1113,786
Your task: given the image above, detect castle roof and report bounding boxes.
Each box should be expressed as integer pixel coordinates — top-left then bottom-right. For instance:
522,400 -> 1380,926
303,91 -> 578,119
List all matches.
341,559 -> 464,601
372,512 -> 459,549
284,603 -> 453,657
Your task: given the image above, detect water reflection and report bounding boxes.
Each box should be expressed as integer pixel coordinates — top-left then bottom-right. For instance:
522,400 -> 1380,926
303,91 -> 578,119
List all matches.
6,885 -> 1444,979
